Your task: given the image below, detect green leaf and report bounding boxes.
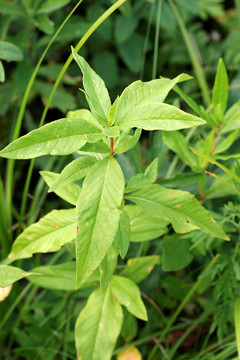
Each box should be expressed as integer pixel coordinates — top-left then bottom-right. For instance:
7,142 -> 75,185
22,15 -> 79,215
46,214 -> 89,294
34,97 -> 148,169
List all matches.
76,157 -> 124,287
72,48 -> 111,125
37,0 -> 71,14
126,158 -> 159,191
191,147 -> 240,183
49,156 -> 97,192
162,131 -> 199,170
213,130 -> 238,155
111,276 -> 147,321
34,14 -> 54,34
212,58 -> 228,114
75,287 -> 123,360
0,41 -> 23,62
0,60 -> 5,82
102,126 -> 120,138
114,74 -> 192,125
28,262 -> 100,291
161,234 -> 193,271
7,209 -> 76,263
117,33 -> 146,73
117,102 -> 205,131
126,205 -> 169,242
234,297 -> 240,359
114,209 -> 130,259
78,140 -> 110,155
121,311 -> 138,342
0,265 -> 31,287
99,244 -> 118,290
0,117 -> 102,159
125,184 -> 228,240
122,256 -> 160,284
115,15 -> 138,44
114,128 -> 142,154
40,171 -> 81,205
67,108 -> 102,129
0,0 -> 25,16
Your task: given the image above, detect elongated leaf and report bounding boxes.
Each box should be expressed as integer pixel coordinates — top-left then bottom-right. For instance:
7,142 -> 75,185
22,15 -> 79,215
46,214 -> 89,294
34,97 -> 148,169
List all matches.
191,147 -> 240,183
111,276 -> 147,321
76,157 -> 124,287
28,262 -> 100,291
123,256 -> 160,284
126,158 -> 158,191
7,209 -> 76,263
49,156 -> 97,191
100,244 -> 118,290
75,287 -> 123,360
72,48 -> 111,125
40,171 -> 81,205
162,131 -> 199,170
0,118 -> 102,159
161,234 -> 193,271
125,184 -> 228,240
114,74 -> 192,125
37,0 -> 71,14
114,128 -> 142,154
212,58 -> 228,114
0,60 -> 4,82
0,265 -> 31,287
114,209 -> 130,258
67,108 -> 102,129
213,130 -> 238,155
126,205 -> 169,242
0,41 -> 23,61
234,297 -> 240,359
117,102 -> 205,130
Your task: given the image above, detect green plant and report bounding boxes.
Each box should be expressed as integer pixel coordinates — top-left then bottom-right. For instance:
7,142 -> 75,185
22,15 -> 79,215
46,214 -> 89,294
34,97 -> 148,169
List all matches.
0,47 -> 232,359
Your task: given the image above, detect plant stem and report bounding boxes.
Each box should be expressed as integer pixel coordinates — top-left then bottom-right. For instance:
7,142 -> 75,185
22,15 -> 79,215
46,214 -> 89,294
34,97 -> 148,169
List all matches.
6,0 -> 84,236
168,0 -> 211,107
147,255 -> 219,360
18,0 -> 127,230
152,0 -> 163,79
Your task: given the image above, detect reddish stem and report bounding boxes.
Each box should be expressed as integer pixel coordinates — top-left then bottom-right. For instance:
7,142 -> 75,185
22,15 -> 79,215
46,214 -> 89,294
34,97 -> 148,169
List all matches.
110,137 -> 114,156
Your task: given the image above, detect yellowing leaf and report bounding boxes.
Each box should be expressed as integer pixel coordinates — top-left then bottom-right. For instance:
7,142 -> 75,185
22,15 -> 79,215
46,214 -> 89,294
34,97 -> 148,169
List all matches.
117,346 -> 142,360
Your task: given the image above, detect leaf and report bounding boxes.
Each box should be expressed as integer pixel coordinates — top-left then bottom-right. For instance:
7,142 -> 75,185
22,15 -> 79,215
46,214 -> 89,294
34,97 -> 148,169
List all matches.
114,128 -> 142,154
126,158 -> 159,191
122,256 -> 160,284
67,108 -> 102,129
0,0 -> 25,16
0,265 -> 31,287
40,171 -> 81,205
125,184 -> 228,240
0,117 -> 102,159
0,41 -> 23,62
103,126 -> 120,138
37,0 -> 71,14
161,234 -> 193,271
162,131 -> 199,170
7,209 -> 76,263
212,58 -> 228,114
28,262 -> 100,291
117,102 -> 205,131
126,205 -> 169,242
114,74 -> 192,125
75,287 -> 123,360
115,15 -> 138,44
34,14 -> 54,34
121,311 -> 138,342
234,298 -> 240,359
76,157 -> 124,287
72,48 -> 111,125
190,147 -> 240,183
213,130 -> 238,155
117,33 -> 146,73
49,156 -> 97,192
0,60 -> 5,82
99,244 -> 119,290
111,276 -> 147,321
114,209 -> 130,259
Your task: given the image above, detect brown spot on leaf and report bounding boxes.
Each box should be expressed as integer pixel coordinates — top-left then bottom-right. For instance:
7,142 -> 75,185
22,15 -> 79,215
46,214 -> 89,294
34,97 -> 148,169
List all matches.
8,253 -> 14,259
51,223 -> 57,228
175,204 -> 181,208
